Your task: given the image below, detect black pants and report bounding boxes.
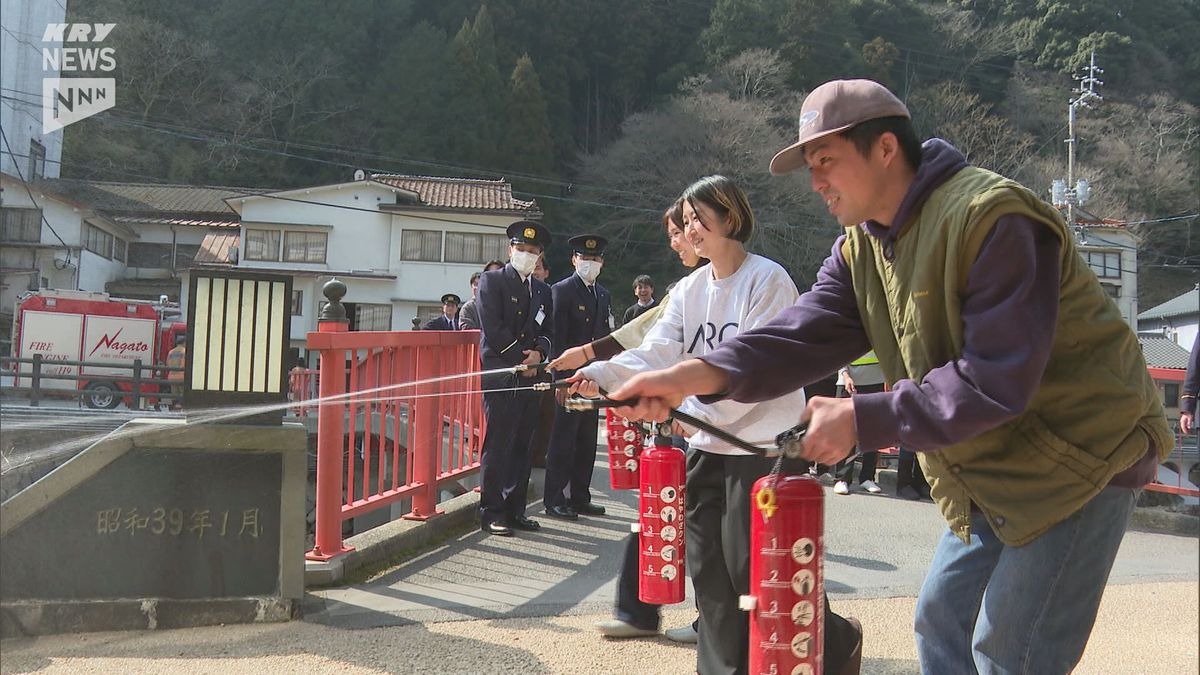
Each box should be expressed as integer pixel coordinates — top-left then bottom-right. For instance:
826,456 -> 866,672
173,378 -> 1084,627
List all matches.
897,447 -> 930,494
616,531 -> 661,629
543,407 -> 600,509
686,450 -> 859,675
834,382 -> 884,484
834,451 -> 879,484
478,383 -> 539,526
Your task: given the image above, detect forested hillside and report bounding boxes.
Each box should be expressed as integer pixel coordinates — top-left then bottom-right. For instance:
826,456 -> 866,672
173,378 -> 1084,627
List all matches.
63,0 -> 1199,308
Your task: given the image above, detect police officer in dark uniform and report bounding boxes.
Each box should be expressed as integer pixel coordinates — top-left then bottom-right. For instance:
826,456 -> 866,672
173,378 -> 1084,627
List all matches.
543,234 -> 613,519
423,293 -> 462,330
476,220 -> 554,536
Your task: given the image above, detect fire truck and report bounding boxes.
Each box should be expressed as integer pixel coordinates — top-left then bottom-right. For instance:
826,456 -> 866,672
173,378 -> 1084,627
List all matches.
10,289 -> 187,409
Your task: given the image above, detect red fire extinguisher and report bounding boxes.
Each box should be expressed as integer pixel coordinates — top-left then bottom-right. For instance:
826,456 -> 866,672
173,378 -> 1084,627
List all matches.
606,409 -> 642,490
634,435 -> 687,605
741,473 -> 824,675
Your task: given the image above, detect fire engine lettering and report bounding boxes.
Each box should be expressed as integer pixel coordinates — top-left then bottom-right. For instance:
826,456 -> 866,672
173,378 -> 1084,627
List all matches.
29,341 -> 54,350
88,328 -> 150,357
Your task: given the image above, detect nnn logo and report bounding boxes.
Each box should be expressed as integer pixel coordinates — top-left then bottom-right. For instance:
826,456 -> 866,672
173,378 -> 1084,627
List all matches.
43,78 -> 115,133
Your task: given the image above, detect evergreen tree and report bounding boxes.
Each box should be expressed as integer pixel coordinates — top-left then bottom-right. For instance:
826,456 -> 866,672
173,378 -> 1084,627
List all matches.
504,55 -> 557,179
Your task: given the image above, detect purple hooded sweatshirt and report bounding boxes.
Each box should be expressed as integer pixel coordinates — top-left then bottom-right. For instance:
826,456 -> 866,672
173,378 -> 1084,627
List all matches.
699,139 -> 1154,487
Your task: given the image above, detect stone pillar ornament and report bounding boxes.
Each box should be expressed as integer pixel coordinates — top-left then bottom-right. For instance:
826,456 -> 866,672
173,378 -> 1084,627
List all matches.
320,278 -> 348,323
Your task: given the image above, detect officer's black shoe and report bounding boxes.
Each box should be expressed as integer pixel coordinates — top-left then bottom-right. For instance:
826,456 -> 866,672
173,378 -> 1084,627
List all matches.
482,522 -> 514,536
573,502 -> 606,516
544,505 -> 579,520
509,516 -> 541,531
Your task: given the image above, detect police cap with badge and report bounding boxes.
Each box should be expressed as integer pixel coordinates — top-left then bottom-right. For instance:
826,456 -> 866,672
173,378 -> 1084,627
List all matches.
440,293 -> 461,305
507,220 -> 551,250
568,234 -> 608,257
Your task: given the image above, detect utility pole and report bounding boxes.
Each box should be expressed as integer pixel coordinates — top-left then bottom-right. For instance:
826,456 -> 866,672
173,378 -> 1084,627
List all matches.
1051,51 -> 1104,232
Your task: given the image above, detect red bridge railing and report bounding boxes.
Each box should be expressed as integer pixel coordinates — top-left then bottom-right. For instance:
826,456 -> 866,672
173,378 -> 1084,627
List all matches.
305,320 -> 484,561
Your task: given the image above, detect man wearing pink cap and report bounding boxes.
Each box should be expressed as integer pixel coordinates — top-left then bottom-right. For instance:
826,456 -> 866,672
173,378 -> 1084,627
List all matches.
608,79 -> 1172,674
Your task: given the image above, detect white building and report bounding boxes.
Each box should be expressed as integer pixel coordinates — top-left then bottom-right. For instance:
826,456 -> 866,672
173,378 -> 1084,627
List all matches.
1072,214 -> 1139,330
1138,286 -> 1200,351
0,173 -> 129,354
35,178 -> 257,302
0,0 -> 66,180
193,173 -> 539,366
0,174 -> 257,355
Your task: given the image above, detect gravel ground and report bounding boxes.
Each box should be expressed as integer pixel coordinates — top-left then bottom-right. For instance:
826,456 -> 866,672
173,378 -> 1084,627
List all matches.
2,581 -> 1195,674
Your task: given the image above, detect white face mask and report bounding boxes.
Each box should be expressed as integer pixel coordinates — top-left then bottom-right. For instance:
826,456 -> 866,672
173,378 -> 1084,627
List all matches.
510,250 -> 539,277
575,260 -> 603,284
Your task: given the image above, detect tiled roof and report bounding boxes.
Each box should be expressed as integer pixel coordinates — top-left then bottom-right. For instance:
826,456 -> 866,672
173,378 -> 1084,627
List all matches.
36,178 -> 264,216
112,215 -> 239,227
370,174 -> 537,213
1139,335 -> 1191,370
1138,288 -> 1199,321
195,232 -> 238,265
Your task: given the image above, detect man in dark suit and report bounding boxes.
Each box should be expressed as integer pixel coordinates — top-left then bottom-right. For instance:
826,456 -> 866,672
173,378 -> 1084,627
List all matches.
476,221 -> 554,536
423,293 -> 462,330
543,234 -> 613,519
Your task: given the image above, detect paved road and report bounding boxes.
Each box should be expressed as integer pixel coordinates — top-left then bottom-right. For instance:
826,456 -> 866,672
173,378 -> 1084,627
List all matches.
3,458 -> 1197,674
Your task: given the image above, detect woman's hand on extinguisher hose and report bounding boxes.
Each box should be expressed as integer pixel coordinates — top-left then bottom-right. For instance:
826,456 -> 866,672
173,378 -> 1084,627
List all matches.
564,372 -> 601,399
799,396 -> 857,465
608,360 -> 728,423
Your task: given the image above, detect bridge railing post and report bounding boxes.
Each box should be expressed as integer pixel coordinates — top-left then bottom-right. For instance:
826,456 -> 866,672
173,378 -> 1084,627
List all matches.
307,279 -> 354,561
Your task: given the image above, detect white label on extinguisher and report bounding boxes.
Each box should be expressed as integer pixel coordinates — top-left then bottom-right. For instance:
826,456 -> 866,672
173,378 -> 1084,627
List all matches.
791,600 -> 815,626
660,505 -> 678,523
660,545 -> 677,562
790,632 -> 813,659
791,538 -> 816,564
790,569 -> 815,596
659,486 -> 678,503
660,564 -> 677,581
791,664 -> 815,675
625,459 -> 638,471
659,525 -> 678,542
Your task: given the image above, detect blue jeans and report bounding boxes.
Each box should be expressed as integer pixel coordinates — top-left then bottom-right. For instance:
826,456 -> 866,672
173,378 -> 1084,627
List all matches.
914,486 -> 1138,674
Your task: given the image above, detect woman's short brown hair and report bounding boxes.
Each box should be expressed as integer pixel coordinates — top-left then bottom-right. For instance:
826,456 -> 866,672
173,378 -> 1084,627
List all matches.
681,175 -> 754,243
662,197 -> 685,232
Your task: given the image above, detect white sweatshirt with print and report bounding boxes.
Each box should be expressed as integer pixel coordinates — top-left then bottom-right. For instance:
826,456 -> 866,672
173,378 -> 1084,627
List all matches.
579,253 -> 806,456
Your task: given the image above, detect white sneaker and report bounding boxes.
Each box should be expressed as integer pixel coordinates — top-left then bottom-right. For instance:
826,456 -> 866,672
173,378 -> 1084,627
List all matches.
860,479 -> 883,494
595,619 -> 659,639
833,480 -> 850,495
664,624 -> 699,643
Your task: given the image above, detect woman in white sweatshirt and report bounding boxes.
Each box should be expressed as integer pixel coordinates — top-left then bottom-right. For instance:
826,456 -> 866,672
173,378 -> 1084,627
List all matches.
568,176 -> 859,675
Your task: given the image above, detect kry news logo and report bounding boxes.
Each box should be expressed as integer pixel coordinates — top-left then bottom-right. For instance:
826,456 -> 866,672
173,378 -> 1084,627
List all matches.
41,23 -> 117,133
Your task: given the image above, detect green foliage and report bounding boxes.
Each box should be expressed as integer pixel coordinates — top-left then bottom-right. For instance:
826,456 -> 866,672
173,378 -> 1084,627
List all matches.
505,55 -> 556,179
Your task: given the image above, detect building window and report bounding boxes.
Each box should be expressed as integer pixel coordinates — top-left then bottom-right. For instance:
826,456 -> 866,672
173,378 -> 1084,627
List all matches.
1,207 -> 42,242
84,223 -> 114,259
245,228 -> 282,261
444,232 -> 509,264
400,229 -> 442,262
1164,383 -> 1180,408
1084,250 -> 1121,279
354,303 -> 393,331
1100,282 -> 1120,298
283,230 -> 327,263
291,290 -> 303,316
29,140 -> 46,180
114,237 -> 127,263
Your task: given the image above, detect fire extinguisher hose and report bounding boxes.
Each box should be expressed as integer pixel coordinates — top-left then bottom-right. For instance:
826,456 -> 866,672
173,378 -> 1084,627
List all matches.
563,394 -> 809,459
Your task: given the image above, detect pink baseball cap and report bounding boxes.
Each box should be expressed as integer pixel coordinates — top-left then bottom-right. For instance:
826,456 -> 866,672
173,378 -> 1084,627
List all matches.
769,79 -> 910,175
